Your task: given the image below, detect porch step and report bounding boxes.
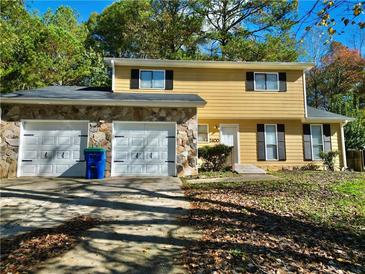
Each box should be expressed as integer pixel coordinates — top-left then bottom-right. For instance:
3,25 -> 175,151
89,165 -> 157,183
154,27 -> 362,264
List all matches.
233,164 -> 266,174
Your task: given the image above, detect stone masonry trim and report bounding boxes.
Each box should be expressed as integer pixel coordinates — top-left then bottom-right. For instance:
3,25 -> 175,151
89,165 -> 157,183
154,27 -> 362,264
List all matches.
1,104 -> 197,178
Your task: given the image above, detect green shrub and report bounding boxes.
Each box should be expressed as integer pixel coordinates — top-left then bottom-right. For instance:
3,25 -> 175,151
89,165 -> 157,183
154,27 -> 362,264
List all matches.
320,150 -> 339,171
300,163 -> 320,171
198,144 -> 233,171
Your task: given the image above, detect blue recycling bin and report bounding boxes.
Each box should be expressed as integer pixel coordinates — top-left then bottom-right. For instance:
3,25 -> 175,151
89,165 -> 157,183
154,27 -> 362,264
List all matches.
84,148 -> 106,179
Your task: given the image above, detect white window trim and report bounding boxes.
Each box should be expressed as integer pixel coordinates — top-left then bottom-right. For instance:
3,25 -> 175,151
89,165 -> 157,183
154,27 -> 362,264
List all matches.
198,124 -> 209,144
139,69 -> 166,90
253,72 -> 280,92
310,124 -> 324,161
264,124 -> 279,161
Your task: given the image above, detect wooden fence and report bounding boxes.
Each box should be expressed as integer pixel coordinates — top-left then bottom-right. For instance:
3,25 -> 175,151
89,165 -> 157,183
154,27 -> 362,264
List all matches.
346,150 -> 365,172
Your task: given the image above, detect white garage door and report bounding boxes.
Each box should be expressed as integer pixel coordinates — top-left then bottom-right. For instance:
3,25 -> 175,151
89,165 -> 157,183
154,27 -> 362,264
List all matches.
19,121 -> 88,177
112,122 -> 176,176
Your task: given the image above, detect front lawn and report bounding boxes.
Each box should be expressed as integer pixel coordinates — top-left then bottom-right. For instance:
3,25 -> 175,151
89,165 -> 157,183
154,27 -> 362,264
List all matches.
194,170 -> 241,179
182,171 -> 365,273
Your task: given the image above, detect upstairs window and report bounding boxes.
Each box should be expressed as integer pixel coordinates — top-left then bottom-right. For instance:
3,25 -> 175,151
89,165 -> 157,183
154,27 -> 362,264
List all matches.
198,124 -> 209,143
254,72 -> 279,91
140,70 -> 165,89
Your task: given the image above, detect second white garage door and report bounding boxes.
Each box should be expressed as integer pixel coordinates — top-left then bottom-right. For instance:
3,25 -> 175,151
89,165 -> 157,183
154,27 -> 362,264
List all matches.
112,122 -> 176,176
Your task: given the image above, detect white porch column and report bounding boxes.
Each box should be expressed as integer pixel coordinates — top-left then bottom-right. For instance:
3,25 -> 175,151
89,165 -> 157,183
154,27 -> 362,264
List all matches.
340,122 -> 347,169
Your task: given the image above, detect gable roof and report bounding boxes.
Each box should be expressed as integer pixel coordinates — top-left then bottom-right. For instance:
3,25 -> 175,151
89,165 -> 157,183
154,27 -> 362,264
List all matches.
0,86 -> 206,107
306,106 -> 354,122
105,58 -> 313,70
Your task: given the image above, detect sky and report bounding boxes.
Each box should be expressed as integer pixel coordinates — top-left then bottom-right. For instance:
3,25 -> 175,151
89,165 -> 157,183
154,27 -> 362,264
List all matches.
25,0 -> 364,56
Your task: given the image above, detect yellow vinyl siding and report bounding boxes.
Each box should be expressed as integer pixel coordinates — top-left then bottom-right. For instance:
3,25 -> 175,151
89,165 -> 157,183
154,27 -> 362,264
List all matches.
330,123 -> 343,168
114,66 -> 305,119
198,119 -> 343,169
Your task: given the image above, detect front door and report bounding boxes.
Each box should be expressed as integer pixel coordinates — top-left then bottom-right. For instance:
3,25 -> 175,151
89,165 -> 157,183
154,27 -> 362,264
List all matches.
220,124 -> 239,164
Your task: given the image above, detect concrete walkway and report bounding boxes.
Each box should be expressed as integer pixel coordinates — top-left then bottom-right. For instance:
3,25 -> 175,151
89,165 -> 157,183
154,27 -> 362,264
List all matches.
0,177 -> 197,274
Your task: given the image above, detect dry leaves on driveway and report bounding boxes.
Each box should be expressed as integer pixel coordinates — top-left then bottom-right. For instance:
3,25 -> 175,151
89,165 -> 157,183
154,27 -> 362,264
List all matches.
0,215 -> 100,274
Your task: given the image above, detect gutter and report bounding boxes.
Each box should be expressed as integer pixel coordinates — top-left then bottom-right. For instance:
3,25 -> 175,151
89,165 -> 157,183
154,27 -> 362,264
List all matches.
0,98 -> 206,108
302,117 -> 355,123
104,58 -> 314,70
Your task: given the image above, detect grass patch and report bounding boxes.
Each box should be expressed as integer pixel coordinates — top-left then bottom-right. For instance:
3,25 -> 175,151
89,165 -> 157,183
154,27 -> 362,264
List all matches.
196,171 -> 240,179
333,178 -> 365,198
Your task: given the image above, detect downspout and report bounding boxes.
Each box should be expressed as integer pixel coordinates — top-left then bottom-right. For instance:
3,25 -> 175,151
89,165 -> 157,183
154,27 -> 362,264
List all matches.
303,70 -> 308,118
340,121 -> 348,169
111,59 -> 115,92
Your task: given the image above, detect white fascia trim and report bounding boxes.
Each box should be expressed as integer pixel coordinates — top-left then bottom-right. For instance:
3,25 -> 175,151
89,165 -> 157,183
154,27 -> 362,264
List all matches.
1,98 -> 205,107
111,59 -> 115,92
104,58 -> 314,70
303,118 -> 354,123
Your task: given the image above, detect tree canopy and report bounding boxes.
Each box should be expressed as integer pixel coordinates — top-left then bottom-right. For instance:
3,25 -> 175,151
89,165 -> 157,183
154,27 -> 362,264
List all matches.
1,0 -> 364,97
306,42 -> 365,149
86,0 -> 300,61
0,0 -> 109,93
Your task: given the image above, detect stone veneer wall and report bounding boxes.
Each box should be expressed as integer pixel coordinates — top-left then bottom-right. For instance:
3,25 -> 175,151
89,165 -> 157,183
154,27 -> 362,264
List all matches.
1,104 -> 197,178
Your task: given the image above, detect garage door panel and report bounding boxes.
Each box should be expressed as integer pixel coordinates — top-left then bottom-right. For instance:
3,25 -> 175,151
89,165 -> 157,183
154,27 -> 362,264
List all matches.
58,136 -> 72,145
24,136 -> 39,145
56,151 -> 70,159
38,164 -> 53,175
161,164 -> 169,174
112,122 -> 176,176
115,137 -> 128,146
42,136 -> 56,145
146,164 -> 159,174
113,164 -> 128,173
22,164 -> 37,175
40,151 -> 53,159
72,151 -> 81,159
20,121 -> 88,177
115,151 -> 128,160
55,164 -> 71,174
145,151 -> 159,160
121,123 -> 144,131
147,137 -> 159,146
129,164 -> 144,174
22,151 -> 38,160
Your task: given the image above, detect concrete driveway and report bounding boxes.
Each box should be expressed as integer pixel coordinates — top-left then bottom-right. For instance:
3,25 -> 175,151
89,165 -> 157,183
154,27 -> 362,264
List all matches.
0,177 -> 197,274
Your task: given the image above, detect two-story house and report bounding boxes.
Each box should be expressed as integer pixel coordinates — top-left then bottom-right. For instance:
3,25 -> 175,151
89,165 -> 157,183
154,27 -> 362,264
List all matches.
1,58 -> 353,178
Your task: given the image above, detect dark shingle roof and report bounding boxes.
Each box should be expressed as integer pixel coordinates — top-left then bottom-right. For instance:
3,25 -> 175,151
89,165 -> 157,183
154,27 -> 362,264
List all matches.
307,106 -> 354,121
1,86 -> 206,107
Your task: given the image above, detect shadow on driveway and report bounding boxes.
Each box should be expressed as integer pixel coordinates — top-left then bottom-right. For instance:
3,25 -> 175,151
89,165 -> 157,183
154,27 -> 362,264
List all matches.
0,177 -> 197,274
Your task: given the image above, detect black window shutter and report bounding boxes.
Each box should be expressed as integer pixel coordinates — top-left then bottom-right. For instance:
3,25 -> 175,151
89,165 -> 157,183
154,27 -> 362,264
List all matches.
279,72 -> 287,92
246,72 -> 254,91
257,124 -> 266,161
277,124 -> 286,161
130,69 -> 139,89
165,70 -> 173,90
323,124 -> 332,152
303,124 -> 312,160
